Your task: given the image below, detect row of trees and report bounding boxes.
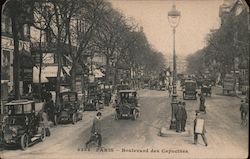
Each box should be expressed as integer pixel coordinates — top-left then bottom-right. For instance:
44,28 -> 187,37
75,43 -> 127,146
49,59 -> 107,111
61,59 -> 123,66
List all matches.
3,0 -> 166,102
186,6 -> 249,81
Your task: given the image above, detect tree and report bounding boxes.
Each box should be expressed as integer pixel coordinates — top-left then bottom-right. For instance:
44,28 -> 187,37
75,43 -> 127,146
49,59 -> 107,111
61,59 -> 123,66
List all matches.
3,0 -> 35,99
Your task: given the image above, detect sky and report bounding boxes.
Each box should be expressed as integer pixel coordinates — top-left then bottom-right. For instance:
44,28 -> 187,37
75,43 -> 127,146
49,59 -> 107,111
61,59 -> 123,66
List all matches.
110,0 -> 223,59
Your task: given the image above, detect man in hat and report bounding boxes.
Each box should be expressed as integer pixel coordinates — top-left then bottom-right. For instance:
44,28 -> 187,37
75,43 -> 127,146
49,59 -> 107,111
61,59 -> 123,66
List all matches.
181,102 -> 187,132
199,93 -> 206,113
85,112 -> 102,149
175,101 -> 183,132
194,110 -> 207,146
240,100 -> 249,126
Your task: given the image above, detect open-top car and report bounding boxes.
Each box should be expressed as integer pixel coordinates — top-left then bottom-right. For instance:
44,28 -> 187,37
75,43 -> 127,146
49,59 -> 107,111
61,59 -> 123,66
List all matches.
201,78 -> 212,96
183,80 -> 197,100
115,90 -> 140,120
2,100 -> 46,150
58,91 -> 83,124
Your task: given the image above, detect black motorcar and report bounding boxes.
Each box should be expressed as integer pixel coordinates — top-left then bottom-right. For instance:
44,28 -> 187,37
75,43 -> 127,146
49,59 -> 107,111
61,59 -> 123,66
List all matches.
57,92 -> 83,124
2,100 -> 46,150
201,79 -> 212,96
115,90 -> 140,120
84,83 -> 101,111
183,80 -> 197,100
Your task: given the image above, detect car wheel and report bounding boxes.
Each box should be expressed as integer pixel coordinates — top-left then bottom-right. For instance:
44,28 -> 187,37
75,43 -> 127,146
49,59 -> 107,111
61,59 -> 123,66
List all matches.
72,114 -> 76,124
20,134 -> 29,150
40,128 -> 46,141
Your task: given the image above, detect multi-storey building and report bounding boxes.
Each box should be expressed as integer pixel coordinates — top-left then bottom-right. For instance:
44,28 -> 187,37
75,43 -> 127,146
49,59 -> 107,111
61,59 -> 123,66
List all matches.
166,54 -> 187,74
1,12 -> 32,97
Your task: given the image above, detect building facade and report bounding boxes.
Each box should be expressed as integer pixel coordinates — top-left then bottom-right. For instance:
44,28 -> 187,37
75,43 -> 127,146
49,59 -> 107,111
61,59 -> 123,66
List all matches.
1,12 -> 31,97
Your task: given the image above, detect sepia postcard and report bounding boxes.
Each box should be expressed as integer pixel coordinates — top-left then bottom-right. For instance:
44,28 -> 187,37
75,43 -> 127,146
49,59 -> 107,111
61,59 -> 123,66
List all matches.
0,0 -> 249,158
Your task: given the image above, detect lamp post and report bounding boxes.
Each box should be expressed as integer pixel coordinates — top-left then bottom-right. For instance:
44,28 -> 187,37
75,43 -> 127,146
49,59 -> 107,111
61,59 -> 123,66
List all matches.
168,3 -> 181,129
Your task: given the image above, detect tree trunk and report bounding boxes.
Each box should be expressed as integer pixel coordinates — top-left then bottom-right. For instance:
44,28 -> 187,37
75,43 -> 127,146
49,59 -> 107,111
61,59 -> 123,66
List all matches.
38,30 -> 43,102
66,18 -> 76,92
71,61 -> 76,91
113,65 -> 118,92
56,43 -> 62,104
105,56 -> 110,84
11,16 -> 20,99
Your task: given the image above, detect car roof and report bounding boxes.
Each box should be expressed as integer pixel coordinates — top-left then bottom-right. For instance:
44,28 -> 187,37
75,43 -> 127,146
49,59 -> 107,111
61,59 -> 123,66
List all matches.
5,100 -> 34,106
119,90 -> 137,93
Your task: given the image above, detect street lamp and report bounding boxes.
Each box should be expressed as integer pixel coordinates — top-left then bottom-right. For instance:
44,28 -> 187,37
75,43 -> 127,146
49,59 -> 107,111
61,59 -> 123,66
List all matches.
168,3 -> 181,130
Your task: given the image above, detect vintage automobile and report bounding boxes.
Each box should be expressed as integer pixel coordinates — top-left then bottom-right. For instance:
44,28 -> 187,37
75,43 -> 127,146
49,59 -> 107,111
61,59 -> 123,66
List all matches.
223,74 -> 236,95
57,91 -> 83,124
183,80 -> 197,100
115,90 -> 140,120
84,83 -> 102,111
2,100 -> 46,150
201,79 -> 212,96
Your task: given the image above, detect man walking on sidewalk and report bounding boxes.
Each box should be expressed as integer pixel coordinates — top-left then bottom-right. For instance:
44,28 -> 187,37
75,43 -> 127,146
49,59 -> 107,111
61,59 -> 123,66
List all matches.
175,101 -> 183,133
168,85 -> 172,97
194,110 -> 208,146
85,112 -> 102,150
240,100 -> 249,126
181,102 -> 187,132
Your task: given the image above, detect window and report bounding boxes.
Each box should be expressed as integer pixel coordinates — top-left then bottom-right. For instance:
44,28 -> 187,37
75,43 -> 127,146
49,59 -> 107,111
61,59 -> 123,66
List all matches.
1,50 -> 11,80
5,16 -> 12,34
2,15 -> 6,32
23,24 -> 30,37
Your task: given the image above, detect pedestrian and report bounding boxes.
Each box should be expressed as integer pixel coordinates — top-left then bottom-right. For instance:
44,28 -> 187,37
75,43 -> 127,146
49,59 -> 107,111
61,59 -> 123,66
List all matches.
199,93 -> 206,113
168,85 -> 172,97
39,108 -> 50,137
240,100 -> 249,126
43,93 -> 56,124
181,102 -> 187,132
85,112 -> 102,150
175,101 -> 183,133
194,110 -> 207,146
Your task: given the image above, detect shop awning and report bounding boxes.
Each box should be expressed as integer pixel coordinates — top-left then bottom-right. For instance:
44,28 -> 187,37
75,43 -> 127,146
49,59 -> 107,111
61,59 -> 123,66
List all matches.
33,66 -> 71,83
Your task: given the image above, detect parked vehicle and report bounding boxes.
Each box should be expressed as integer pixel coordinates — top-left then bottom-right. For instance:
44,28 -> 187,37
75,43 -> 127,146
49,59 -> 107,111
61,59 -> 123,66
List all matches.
2,100 -> 46,150
201,79 -> 212,96
183,80 -> 197,100
223,74 -> 236,95
57,91 -> 83,124
115,90 -> 140,120
84,83 -> 101,111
